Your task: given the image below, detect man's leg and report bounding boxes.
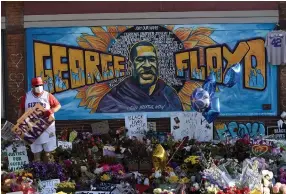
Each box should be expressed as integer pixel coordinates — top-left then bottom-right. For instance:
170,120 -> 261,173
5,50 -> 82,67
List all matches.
30,143 -> 43,161
43,137 -> 57,163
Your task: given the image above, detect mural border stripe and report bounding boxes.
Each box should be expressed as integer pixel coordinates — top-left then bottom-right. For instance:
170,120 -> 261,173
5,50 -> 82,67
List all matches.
23,10 -> 278,28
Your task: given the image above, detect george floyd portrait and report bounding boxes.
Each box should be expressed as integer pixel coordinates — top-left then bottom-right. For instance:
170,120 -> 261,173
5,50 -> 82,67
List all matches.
96,41 -> 183,113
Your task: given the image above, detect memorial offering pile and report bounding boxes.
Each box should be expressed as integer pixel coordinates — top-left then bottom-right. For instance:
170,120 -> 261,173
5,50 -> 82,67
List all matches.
1,126 -> 286,194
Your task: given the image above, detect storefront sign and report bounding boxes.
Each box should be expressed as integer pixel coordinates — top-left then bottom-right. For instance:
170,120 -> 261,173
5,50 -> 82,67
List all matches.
38,179 -> 60,194
6,143 -> 29,171
12,104 -> 54,144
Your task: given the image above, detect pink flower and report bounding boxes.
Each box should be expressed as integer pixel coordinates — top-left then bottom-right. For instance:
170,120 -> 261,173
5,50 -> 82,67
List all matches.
273,185 -> 279,193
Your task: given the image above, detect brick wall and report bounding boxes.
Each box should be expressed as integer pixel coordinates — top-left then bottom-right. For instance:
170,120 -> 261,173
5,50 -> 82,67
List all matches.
2,1 -> 285,135
4,1 -> 25,124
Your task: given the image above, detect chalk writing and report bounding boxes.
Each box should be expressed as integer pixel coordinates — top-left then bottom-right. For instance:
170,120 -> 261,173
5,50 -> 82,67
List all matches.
125,114 -> 148,139
215,121 -> 265,140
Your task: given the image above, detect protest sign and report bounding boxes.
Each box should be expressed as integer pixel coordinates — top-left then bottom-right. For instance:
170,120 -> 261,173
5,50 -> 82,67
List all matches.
91,121 -> 110,135
267,126 -> 286,139
58,141 -> 73,150
6,143 -> 29,171
1,121 -> 17,140
125,114 -> 148,139
171,112 -> 213,141
12,104 -> 55,144
147,122 -> 156,131
38,179 -> 60,194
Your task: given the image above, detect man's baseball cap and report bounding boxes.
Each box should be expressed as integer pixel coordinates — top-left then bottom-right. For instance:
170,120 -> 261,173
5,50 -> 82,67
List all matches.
32,77 -> 44,86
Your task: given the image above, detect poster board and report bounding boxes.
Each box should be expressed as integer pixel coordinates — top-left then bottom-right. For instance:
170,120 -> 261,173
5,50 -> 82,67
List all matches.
38,179 -> 60,194
11,104 -> 55,144
125,114 -> 148,139
1,121 -> 17,140
267,126 -> 286,139
171,112 -> 213,141
6,143 -> 29,171
91,121 -> 110,135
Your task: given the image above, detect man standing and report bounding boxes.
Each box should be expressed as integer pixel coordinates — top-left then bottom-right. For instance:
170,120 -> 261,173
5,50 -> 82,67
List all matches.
18,77 -> 61,162
96,41 -> 183,113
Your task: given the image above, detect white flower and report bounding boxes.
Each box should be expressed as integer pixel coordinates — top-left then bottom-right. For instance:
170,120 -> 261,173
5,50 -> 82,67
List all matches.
154,170 -> 162,178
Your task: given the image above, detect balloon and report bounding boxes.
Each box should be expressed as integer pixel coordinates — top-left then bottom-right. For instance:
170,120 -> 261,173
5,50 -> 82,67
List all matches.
152,144 -> 168,171
223,63 -> 241,87
191,88 -> 210,112
202,97 -> 220,123
203,72 -> 216,97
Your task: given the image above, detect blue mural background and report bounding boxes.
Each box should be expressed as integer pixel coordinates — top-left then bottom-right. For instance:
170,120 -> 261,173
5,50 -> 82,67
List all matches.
26,24 -> 278,120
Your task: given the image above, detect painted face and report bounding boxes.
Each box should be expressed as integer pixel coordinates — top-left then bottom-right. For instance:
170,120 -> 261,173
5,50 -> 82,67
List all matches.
132,46 -> 158,86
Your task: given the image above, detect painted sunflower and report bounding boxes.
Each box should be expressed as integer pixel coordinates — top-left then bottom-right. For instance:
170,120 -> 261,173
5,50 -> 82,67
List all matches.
76,25 -> 216,112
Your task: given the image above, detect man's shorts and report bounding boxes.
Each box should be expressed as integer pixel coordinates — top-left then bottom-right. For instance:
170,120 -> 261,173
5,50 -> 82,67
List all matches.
30,137 -> 57,153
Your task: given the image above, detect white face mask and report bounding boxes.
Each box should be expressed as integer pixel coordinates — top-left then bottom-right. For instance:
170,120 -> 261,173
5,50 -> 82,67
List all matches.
34,86 -> 44,93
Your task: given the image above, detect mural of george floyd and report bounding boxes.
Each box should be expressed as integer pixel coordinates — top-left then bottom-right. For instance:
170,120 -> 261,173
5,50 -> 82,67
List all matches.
26,24 -> 278,120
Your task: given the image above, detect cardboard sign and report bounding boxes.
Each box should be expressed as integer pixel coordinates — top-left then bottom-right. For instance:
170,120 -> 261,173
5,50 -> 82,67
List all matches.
147,122 -> 156,131
1,121 -> 17,140
12,104 -> 55,144
58,141 -> 72,150
125,114 -> 148,139
6,143 -> 29,171
38,179 -> 60,194
171,112 -> 213,141
91,121 -> 110,135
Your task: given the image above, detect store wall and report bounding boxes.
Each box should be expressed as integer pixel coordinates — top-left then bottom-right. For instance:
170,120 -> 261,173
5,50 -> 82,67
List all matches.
2,1 -> 285,139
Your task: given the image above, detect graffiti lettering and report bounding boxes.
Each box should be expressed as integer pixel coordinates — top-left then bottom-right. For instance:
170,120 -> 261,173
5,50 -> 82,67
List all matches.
34,41 -> 127,93
214,121 -> 265,140
175,38 -> 266,90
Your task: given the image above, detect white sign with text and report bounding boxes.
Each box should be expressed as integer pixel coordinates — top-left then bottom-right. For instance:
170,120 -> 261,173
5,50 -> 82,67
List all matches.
7,144 -> 29,171
171,112 -> 213,141
58,141 -> 73,150
38,179 -> 60,194
125,114 -> 148,139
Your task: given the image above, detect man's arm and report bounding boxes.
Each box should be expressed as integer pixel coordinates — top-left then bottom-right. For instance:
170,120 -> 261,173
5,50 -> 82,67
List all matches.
18,95 -> 26,118
49,93 -> 61,113
51,104 -> 61,113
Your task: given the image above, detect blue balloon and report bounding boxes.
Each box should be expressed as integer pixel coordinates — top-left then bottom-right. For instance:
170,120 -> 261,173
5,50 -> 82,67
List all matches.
223,63 -> 241,87
203,73 -> 216,97
191,88 -> 210,112
203,97 -> 220,123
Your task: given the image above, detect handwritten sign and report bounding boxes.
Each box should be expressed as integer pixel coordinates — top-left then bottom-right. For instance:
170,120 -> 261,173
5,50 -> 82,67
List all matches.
171,112 -> 213,141
39,179 -> 60,194
1,121 -> 17,140
125,114 -> 148,139
75,192 -> 110,194
267,126 -> 286,139
58,141 -> 72,150
147,122 -> 156,131
91,121 -> 110,135
6,143 -> 29,171
12,104 -> 55,144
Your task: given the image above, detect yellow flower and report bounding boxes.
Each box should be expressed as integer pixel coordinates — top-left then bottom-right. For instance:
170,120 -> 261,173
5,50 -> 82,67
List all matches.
118,170 -> 124,175
179,177 -> 190,184
100,174 -> 111,182
168,175 -> 179,184
57,192 -> 67,194
165,166 -> 174,173
184,156 -> 199,164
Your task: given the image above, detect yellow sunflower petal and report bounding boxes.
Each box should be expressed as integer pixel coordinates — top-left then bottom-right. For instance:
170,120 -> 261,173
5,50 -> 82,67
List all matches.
82,35 -> 108,52
189,35 -> 216,46
166,25 -> 175,31
87,96 -> 100,109
77,37 -> 92,49
117,26 -> 127,33
90,97 -> 104,113
191,27 -> 214,36
183,40 -> 198,49
107,26 -> 118,39
174,27 -> 192,41
91,27 -> 111,44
